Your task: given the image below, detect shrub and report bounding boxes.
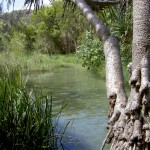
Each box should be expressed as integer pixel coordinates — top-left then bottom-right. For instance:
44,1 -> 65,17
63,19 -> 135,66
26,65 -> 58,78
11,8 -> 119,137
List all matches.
77,31 -> 104,70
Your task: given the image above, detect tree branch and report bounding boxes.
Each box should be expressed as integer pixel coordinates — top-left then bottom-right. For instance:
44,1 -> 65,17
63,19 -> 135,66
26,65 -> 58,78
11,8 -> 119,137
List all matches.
71,0 -> 127,149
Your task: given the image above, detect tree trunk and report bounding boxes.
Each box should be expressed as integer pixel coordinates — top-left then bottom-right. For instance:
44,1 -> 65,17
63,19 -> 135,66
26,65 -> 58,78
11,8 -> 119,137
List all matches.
106,0 -> 150,149
119,0 -> 150,149
110,0 -> 150,149
71,0 -> 150,149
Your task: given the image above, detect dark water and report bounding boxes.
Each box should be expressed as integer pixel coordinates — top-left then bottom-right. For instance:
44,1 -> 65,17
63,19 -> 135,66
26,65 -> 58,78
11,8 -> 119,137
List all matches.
28,65 -> 109,150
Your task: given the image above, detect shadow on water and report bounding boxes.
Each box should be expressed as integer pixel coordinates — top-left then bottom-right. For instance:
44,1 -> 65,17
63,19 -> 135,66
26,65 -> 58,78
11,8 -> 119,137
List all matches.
28,65 -> 109,150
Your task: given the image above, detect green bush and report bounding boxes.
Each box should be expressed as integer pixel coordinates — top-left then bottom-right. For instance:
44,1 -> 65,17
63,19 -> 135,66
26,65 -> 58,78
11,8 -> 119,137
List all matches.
0,68 -> 65,149
77,31 -> 104,70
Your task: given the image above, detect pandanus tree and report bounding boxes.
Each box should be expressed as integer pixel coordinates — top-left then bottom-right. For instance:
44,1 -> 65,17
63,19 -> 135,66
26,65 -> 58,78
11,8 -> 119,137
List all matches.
4,0 -> 150,149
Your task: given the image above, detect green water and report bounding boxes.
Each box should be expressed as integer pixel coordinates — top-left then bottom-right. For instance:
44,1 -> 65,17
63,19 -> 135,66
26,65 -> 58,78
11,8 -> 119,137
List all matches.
28,65 -> 109,150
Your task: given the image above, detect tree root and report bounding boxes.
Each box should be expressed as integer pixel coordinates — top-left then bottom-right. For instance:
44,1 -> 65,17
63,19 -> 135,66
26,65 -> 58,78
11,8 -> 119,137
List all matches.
145,130 -> 150,143
108,110 -> 121,125
108,92 -> 116,118
101,50 -> 150,150
129,67 -> 140,86
130,119 -> 142,141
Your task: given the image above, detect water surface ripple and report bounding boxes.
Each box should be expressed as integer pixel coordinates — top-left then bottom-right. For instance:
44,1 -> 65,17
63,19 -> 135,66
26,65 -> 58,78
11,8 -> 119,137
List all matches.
28,66 -> 109,150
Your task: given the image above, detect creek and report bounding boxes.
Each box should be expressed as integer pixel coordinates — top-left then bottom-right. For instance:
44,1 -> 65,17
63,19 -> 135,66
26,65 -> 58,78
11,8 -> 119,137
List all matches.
28,65 -> 109,150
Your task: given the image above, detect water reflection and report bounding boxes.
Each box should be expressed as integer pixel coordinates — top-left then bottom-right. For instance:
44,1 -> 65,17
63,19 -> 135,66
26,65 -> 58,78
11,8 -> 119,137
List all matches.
28,66 -> 108,150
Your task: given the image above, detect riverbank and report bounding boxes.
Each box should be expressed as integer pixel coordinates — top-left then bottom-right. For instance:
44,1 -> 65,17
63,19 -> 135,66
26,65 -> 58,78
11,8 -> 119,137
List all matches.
0,51 -> 79,73
0,51 -> 129,86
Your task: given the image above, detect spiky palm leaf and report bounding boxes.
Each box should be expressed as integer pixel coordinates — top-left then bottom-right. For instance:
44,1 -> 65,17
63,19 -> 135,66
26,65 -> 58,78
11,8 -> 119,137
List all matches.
63,0 -> 131,11
1,0 -> 131,11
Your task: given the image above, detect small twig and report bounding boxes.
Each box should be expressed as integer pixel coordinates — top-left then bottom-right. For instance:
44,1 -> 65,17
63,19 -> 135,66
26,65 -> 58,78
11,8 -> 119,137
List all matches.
100,129 -> 112,150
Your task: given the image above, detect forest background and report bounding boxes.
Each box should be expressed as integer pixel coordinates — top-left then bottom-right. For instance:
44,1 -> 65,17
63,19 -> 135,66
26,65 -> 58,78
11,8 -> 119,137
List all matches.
0,0 -> 132,76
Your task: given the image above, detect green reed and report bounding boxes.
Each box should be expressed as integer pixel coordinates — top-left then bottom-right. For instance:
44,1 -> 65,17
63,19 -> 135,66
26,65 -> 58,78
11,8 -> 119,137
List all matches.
0,68 -> 65,149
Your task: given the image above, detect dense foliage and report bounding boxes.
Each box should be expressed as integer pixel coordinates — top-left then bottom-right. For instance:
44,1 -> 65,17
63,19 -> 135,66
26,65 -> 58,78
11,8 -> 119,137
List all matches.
0,1 -> 132,70
77,31 -> 104,70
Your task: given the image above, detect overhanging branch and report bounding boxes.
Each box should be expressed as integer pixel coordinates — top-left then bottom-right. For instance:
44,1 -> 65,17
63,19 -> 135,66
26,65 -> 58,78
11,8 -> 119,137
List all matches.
71,2 -> 127,148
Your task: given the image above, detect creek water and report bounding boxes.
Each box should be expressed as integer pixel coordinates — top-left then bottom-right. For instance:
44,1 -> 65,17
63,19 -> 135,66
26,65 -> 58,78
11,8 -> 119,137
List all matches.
28,65 -> 109,150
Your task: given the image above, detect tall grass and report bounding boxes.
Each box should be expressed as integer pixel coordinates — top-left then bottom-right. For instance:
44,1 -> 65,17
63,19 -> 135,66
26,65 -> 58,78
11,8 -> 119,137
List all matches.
0,51 -> 78,73
0,68 -> 66,149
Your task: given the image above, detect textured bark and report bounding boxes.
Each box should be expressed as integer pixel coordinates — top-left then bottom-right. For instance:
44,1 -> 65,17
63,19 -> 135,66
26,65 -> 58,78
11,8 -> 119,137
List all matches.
71,0 -> 150,149
111,0 -> 150,149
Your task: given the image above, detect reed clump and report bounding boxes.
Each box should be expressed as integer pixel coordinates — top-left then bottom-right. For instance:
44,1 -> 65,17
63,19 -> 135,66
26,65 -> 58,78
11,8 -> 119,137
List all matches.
0,68 -> 64,149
